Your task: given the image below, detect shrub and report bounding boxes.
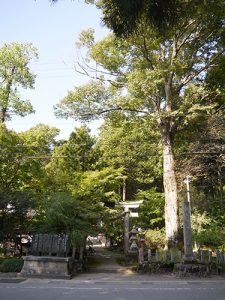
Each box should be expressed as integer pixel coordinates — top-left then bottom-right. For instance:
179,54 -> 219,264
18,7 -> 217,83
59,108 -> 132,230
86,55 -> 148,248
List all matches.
194,226 -> 225,250
135,189 -> 165,230
145,229 -> 166,249
0,258 -> 23,273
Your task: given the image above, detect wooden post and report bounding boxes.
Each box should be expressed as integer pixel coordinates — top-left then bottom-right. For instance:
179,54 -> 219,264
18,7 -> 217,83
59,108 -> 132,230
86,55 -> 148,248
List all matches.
124,206 -> 130,254
122,178 -> 126,201
72,247 -> 76,259
139,247 -> 144,263
79,246 -> 84,261
147,249 -> 151,262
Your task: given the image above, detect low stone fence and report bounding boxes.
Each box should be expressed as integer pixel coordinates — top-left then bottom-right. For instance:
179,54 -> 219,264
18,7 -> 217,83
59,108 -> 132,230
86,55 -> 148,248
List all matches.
138,248 -> 225,276
143,249 -> 225,264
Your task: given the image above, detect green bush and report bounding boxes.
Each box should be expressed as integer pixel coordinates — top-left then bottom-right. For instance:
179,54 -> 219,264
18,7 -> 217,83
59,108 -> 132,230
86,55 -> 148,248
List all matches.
0,257 -> 5,265
194,226 -> 225,250
145,229 -> 166,249
0,258 -> 24,273
135,189 -> 165,230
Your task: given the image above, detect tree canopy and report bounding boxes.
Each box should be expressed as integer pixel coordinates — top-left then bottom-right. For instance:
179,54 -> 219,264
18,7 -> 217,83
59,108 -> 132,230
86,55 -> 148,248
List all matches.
0,42 -> 38,123
54,1 -> 225,246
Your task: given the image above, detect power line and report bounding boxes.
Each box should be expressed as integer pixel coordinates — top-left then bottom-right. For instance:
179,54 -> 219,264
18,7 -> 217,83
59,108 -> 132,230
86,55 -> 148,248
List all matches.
37,74 -> 77,79
29,61 -> 75,66
0,141 -> 224,149
1,151 -> 225,161
0,141 -> 160,148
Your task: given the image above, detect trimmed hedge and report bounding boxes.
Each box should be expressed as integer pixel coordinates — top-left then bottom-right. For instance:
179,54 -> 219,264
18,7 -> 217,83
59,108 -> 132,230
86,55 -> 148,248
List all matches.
0,258 -> 24,273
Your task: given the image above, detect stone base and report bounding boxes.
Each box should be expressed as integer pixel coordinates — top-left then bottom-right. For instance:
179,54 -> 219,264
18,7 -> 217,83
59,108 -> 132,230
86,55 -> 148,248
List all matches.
20,256 -> 73,279
174,263 -> 208,278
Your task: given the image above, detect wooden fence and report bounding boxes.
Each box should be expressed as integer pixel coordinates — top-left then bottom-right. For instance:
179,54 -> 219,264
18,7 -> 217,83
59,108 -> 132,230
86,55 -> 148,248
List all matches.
31,234 -> 70,257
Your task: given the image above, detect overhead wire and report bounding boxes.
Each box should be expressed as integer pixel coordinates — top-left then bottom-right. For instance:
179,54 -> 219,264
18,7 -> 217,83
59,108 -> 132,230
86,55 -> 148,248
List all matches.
1,151 -> 224,161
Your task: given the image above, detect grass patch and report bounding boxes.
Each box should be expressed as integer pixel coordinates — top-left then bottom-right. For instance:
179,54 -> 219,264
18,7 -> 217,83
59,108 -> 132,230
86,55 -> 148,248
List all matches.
116,256 -> 138,269
85,256 -> 100,269
116,256 -> 127,266
0,258 -> 24,273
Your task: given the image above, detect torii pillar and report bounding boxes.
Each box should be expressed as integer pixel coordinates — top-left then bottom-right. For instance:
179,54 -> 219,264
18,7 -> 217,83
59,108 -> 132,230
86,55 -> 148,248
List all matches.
119,201 -> 143,254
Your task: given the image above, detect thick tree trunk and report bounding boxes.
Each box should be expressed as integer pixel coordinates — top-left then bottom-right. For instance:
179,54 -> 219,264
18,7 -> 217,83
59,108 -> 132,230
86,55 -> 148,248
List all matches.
161,123 -> 179,248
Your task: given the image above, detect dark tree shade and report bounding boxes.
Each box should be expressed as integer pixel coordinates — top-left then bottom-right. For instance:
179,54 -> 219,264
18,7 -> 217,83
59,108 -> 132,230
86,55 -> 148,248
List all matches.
100,0 -> 181,37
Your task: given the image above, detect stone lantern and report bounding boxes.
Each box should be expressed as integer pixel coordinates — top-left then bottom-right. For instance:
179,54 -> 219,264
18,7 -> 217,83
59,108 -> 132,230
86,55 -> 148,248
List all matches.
129,228 -> 139,252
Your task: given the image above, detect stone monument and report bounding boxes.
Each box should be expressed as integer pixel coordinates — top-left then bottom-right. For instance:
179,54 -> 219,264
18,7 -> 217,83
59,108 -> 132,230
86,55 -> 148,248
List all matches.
20,234 -> 73,279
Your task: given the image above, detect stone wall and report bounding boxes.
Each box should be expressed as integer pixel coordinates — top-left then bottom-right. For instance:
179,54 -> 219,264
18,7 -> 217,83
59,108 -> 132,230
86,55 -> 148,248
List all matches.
21,256 -> 73,279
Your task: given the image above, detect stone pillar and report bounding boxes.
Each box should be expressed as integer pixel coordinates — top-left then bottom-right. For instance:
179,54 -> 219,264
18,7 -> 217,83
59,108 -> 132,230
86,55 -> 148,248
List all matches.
182,201 -> 193,261
138,247 -> 144,263
147,249 -> 151,262
124,206 -> 130,254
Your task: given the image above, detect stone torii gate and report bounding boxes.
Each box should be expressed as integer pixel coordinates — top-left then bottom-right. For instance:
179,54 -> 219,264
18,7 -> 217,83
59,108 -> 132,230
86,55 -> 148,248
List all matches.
118,200 -> 143,253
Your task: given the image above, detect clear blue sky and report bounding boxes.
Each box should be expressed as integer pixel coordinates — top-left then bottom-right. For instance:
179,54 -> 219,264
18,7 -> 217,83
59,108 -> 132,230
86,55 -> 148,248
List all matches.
0,0 -> 108,139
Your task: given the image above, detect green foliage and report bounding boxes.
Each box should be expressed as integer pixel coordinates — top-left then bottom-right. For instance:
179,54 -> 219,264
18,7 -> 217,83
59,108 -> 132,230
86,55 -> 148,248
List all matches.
97,115 -> 163,208
176,114 -> 225,209
0,190 -> 36,240
0,123 -> 59,193
90,34 -> 130,73
191,208 -> 225,250
136,189 -> 164,229
207,202 -> 225,228
55,4 -> 225,128
0,42 -> 38,122
75,167 -> 123,204
206,55 -> 225,95
194,226 -> 225,250
20,124 -> 59,154
99,0 -> 183,37
39,125 -> 125,246
98,116 -> 162,188
145,229 -> 166,250
102,210 -> 124,246
76,28 -> 95,48
54,81 -> 114,121
43,126 -> 98,198
0,124 -> 60,251
43,192 -> 103,246
0,257 -> 23,273
55,126 -> 96,171
191,209 -> 211,234
0,124 -> 24,192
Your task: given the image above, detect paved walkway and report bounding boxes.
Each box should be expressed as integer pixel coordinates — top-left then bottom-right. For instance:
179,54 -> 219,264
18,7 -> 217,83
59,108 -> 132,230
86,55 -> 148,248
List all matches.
86,245 -> 134,274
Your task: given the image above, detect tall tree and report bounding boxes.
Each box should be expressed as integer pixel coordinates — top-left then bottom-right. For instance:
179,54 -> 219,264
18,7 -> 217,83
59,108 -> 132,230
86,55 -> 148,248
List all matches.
0,42 -> 38,123
55,2 -> 225,246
